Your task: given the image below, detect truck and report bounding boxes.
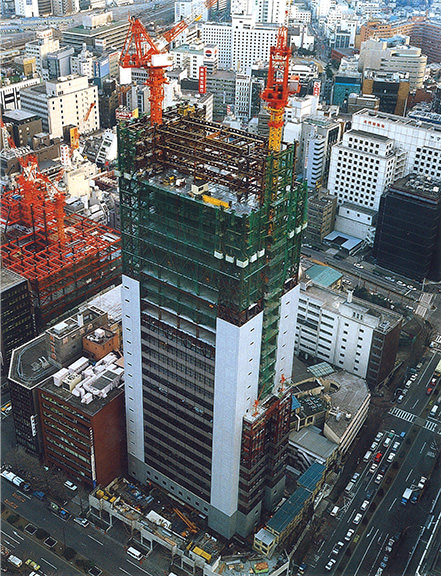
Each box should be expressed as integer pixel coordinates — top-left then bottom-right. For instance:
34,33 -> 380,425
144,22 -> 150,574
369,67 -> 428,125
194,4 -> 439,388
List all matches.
434,359 -> 441,377
1,470 -> 31,492
401,488 -> 413,505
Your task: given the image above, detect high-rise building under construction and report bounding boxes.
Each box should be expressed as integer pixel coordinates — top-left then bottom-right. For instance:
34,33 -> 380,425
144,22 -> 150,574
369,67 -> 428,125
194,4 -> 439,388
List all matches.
118,106 -> 307,538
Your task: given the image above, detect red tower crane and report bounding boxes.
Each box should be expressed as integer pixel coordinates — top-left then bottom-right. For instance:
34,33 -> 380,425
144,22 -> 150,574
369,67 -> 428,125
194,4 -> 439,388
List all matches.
260,25 -> 299,152
119,0 -> 217,126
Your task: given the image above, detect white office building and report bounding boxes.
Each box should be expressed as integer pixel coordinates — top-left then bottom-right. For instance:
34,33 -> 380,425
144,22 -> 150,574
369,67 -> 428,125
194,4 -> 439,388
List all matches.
359,38 -> 427,91
328,128 -> 406,211
295,282 -> 402,383
14,0 -> 39,17
25,29 -> 59,75
351,109 -> 441,181
20,75 -> 99,139
202,17 -> 278,73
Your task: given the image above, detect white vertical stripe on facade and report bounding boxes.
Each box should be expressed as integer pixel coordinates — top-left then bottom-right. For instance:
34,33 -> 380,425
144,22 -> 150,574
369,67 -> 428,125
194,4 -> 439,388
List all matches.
210,312 -> 263,516
121,274 -> 144,462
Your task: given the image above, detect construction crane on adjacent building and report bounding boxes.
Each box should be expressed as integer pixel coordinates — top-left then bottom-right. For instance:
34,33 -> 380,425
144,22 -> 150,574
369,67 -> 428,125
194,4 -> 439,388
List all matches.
119,0 -> 217,125
261,25 -> 300,152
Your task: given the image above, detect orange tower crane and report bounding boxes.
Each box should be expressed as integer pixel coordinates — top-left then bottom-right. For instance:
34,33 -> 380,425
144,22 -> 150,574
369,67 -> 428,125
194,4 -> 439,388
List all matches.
260,25 -> 299,152
119,0 -> 217,126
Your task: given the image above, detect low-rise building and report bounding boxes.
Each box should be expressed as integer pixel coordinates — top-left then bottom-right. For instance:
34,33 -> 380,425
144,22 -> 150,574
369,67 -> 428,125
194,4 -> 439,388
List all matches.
295,282 -> 402,388
8,307 -> 110,454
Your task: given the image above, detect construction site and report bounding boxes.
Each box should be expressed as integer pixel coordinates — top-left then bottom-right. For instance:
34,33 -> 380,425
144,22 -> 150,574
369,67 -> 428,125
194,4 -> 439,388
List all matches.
0,152 -> 121,330
89,476 -> 290,575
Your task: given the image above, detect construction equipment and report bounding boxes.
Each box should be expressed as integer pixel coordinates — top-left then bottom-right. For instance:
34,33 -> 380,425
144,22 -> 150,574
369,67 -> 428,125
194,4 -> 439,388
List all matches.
173,508 -> 197,534
119,0 -> 217,126
83,101 -> 96,124
261,25 -> 300,152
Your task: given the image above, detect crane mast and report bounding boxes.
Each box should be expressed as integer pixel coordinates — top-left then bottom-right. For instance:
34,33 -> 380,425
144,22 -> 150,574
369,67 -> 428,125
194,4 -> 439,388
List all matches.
261,26 -> 295,152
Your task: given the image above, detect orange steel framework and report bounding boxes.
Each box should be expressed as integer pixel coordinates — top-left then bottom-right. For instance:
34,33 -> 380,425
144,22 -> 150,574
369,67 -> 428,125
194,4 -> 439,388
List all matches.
1,145 -> 121,329
119,0 -> 217,126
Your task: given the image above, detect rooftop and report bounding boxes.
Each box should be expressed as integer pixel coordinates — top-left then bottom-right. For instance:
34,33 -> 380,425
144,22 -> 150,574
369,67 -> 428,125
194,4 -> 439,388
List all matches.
305,264 -> 342,288
325,371 -> 370,438
1,267 -> 26,293
266,487 -> 310,534
3,109 -> 39,122
297,461 -> 326,492
354,108 -> 441,134
389,173 -> 441,201
289,425 -> 338,460
40,367 -> 123,417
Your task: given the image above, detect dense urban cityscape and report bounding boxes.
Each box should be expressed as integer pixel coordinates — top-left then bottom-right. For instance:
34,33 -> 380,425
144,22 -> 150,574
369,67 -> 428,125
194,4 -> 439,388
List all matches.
0,0 -> 440,573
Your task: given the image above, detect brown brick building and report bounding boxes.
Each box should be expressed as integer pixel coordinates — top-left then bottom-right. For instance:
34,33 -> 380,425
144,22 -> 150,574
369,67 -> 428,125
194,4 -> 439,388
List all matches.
38,364 -> 126,488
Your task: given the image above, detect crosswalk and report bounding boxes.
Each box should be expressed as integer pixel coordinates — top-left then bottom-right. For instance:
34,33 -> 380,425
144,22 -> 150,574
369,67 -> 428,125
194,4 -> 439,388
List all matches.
388,407 -> 439,434
388,407 -> 416,423
424,420 -> 438,433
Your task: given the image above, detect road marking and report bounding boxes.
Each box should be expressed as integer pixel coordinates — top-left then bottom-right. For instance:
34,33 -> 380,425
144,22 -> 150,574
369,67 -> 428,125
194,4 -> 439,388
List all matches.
88,535 -> 104,545
120,568 -> 131,575
388,498 -> 397,511
420,442 -> 427,454
127,559 -> 151,574
17,489 -> 31,500
12,530 -> 24,540
354,528 -> 379,576
406,469 -> 413,482
2,538 -> 16,548
411,400 -> 419,409
425,421 -> 438,432
40,558 -> 57,569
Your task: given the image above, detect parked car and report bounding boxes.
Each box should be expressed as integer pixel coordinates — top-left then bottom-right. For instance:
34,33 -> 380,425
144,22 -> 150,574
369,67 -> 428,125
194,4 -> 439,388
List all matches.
64,480 -> 78,491
353,513 -> 362,524
345,529 -> 355,541
374,474 -> 383,484
360,500 -> 369,511
73,517 -> 89,527
325,559 -> 336,571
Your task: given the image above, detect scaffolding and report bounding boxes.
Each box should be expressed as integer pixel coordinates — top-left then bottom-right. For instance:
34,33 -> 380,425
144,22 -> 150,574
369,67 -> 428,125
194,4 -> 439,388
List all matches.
1,183 -> 121,330
118,105 -> 307,397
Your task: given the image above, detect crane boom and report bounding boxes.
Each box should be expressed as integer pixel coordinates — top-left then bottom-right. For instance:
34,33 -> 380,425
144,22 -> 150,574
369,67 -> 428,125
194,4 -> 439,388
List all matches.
120,0 -> 218,125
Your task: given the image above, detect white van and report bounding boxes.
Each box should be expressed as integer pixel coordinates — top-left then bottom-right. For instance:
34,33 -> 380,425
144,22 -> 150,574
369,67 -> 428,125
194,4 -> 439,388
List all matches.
127,547 -> 143,561
330,505 -> 340,517
363,450 -> 372,462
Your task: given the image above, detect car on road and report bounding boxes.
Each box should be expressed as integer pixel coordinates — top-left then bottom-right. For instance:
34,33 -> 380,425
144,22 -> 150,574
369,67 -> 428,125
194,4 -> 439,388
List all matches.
345,529 -> 355,541
64,480 -> 78,491
353,513 -> 362,524
74,517 -> 89,527
385,538 -> 395,553
397,394 -> 404,403
351,473 -> 360,483
325,559 -> 336,571
25,559 -> 40,571
375,432 -> 384,442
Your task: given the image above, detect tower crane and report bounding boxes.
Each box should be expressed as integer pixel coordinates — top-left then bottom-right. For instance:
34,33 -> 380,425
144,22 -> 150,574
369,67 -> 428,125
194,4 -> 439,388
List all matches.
119,0 -> 217,126
260,25 -> 299,152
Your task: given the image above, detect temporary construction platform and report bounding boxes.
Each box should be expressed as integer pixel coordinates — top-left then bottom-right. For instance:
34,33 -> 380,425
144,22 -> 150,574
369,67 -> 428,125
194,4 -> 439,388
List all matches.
1,168 -> 121,330
118,105 -> 307,401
